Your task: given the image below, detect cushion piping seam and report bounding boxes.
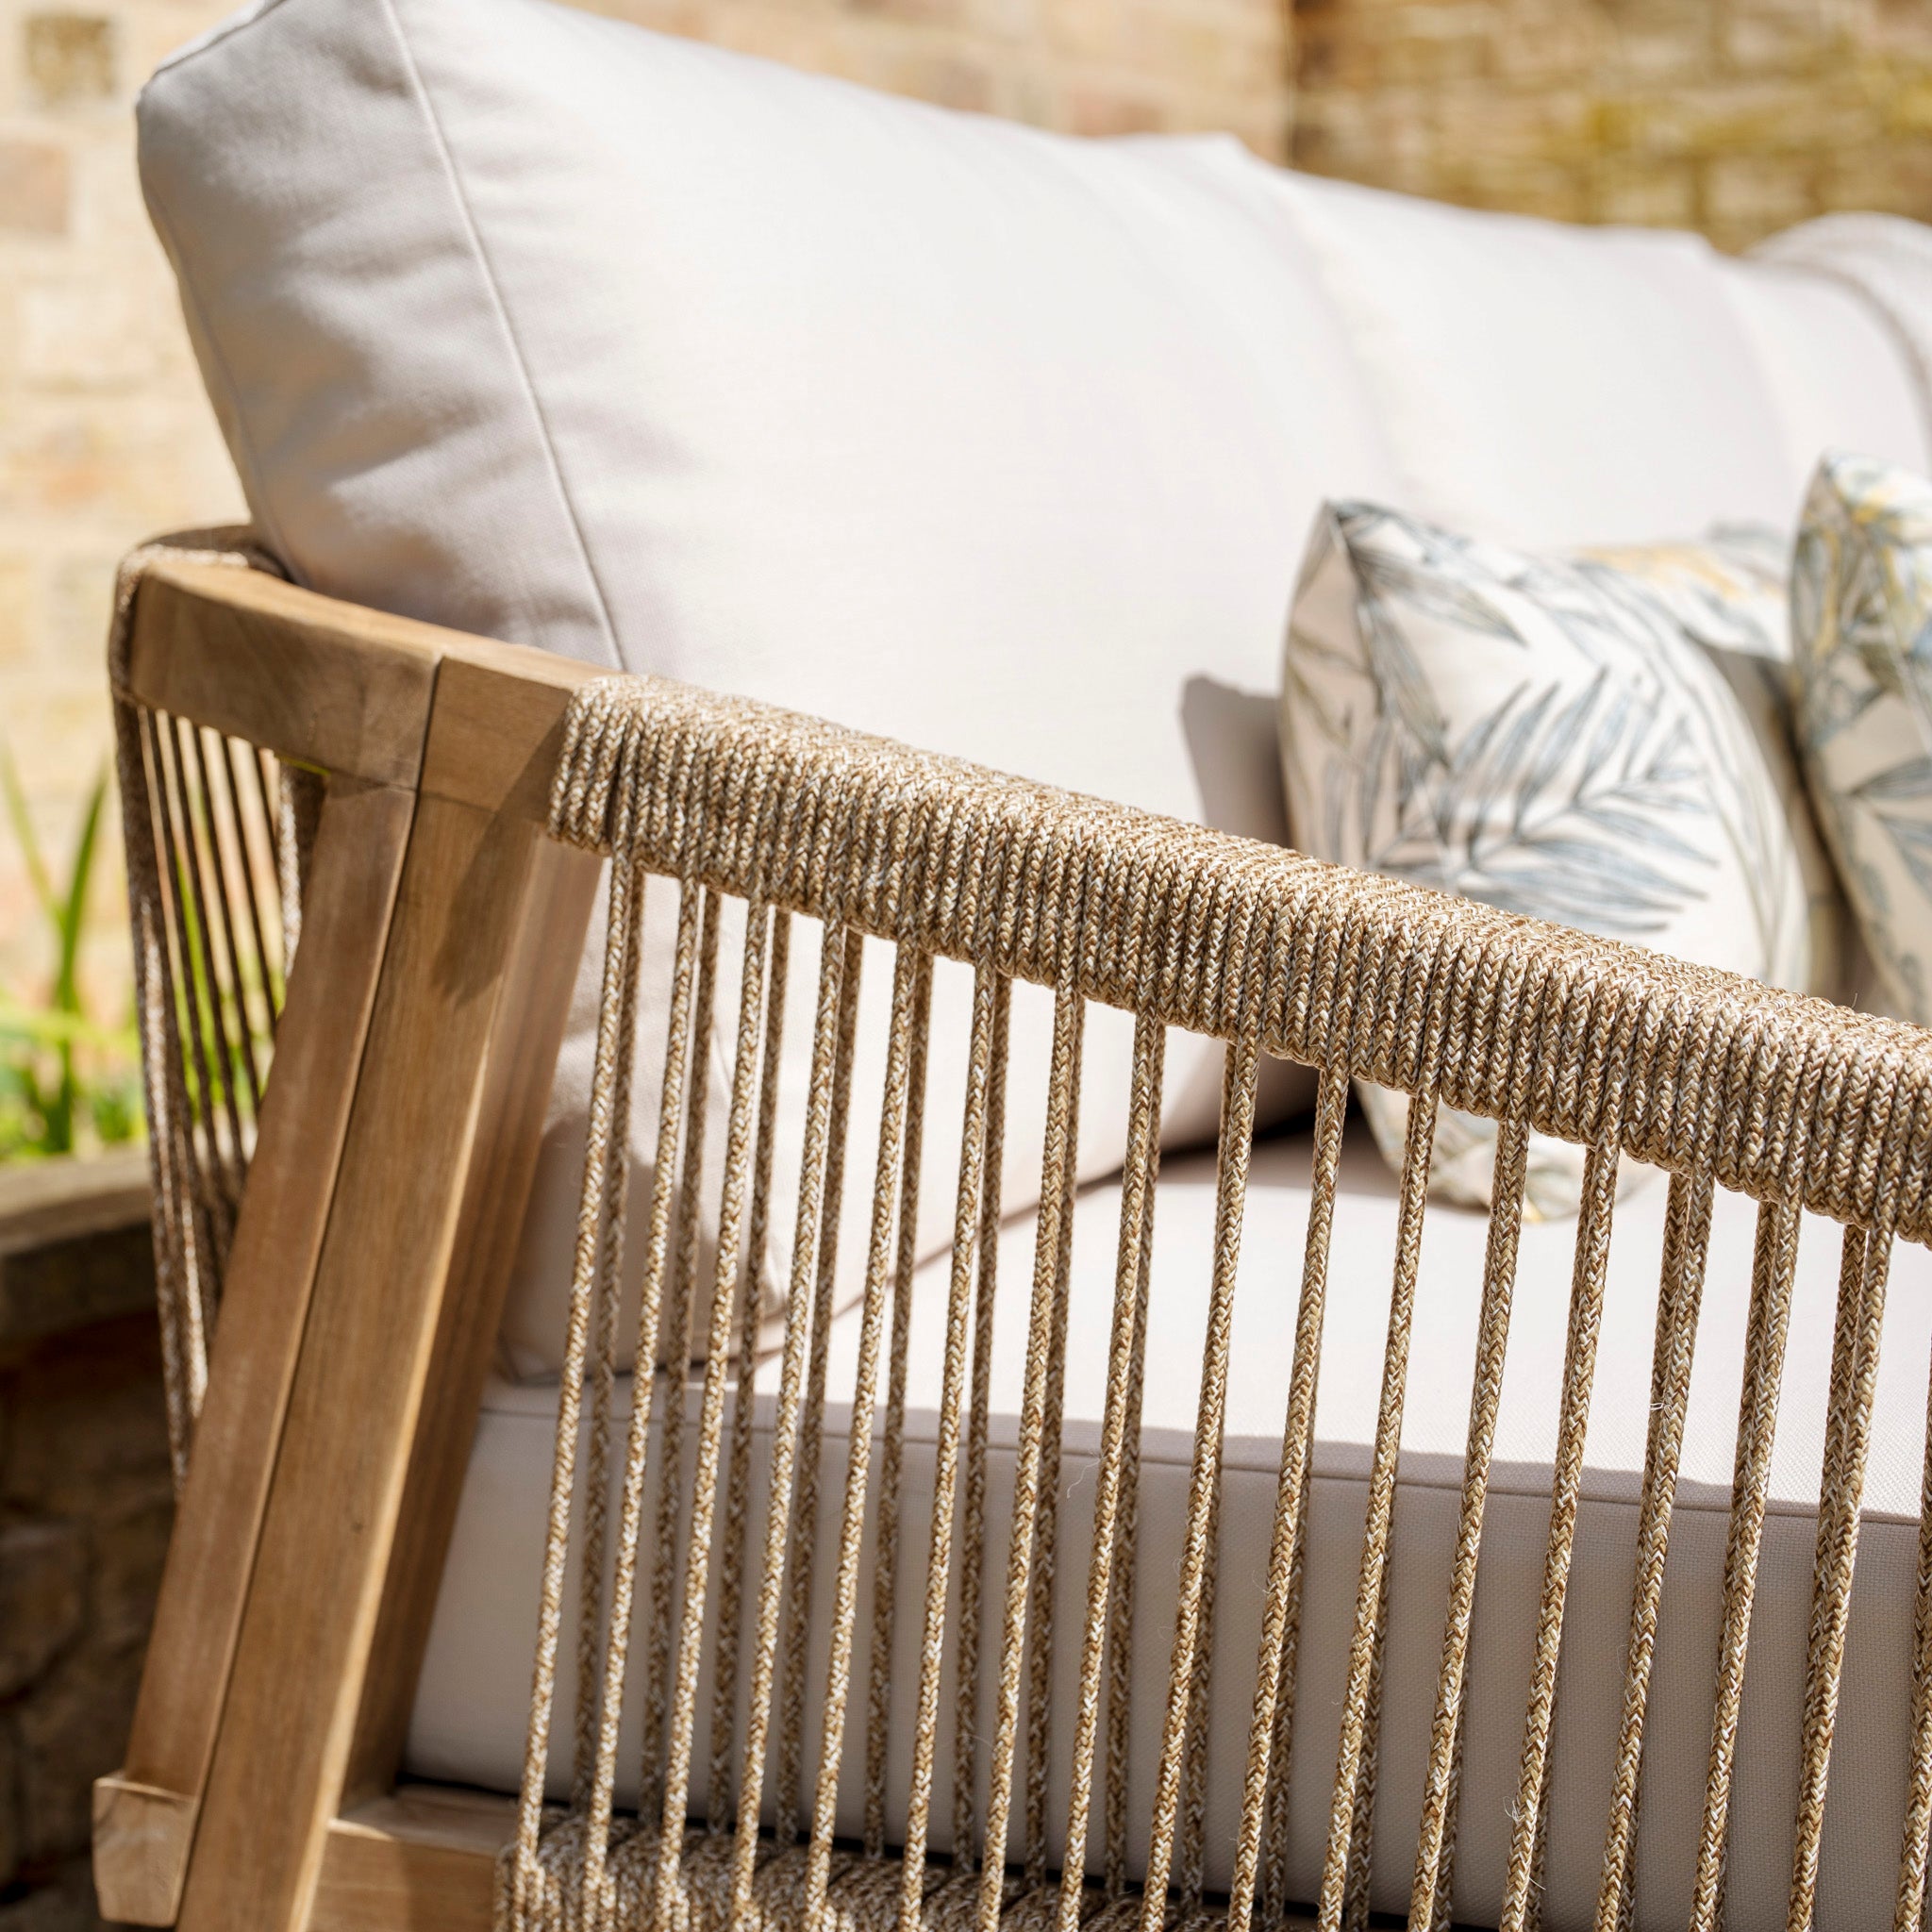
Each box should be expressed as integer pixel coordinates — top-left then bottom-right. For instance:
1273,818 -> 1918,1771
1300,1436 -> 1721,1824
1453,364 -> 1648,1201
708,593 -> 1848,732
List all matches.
144,0 -> 301,85
377,0 -> 624,668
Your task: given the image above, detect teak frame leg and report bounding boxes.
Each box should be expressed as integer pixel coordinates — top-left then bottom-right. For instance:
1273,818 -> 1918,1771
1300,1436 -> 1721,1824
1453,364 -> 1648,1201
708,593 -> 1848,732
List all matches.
173,798 -> 595,1932
97,774 -> 419,1926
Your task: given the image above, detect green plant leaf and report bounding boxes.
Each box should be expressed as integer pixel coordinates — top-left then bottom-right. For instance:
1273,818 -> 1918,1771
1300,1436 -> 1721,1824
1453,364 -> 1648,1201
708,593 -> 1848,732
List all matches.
0,739 -> 56,922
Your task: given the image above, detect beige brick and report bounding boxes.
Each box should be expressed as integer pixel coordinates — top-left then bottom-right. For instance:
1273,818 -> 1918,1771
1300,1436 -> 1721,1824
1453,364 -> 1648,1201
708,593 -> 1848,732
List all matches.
1592,159 -> 1699,226
0,553 -> 38,666
1703,149 -> 1817,226
1064,79 -> 1170,133
17,276 -> 161,389
48,550 -> 116,662
849,41 -> 1001,109
23,14 -> 117,107
0,138 -> 68,235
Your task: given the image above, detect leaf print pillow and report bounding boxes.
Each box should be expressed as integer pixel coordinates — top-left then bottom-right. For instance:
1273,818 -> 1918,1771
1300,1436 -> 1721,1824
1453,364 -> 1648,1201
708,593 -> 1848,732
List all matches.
1792,451 -> 1932,1024
1279,501 -> 1833,1219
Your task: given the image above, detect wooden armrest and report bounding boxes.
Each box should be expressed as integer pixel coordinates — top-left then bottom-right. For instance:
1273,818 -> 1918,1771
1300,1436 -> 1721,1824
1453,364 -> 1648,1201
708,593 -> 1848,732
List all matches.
101,551 -> 603,1932
122,557 -> 603,813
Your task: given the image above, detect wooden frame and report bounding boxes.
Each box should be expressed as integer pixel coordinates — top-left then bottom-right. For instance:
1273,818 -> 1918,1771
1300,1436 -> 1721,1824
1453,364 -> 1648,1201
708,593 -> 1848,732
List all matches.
95,558 -> 604,1932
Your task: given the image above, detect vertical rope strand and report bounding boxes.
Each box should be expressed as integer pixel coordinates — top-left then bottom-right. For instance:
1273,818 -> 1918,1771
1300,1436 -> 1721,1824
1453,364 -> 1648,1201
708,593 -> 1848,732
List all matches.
1896,1294 -> 1932,1932
179,723 -> 264,1118
1102,1025 -> 1162,1905
1177,1450 -> 1222,1912
228,737 -> 282,1027
1315,1086 -> 1437,1932
1227,1059 -> 1350,1932
574,1022 -> 636,1815
978,974 -> 1087,1932
1262,927 -> 1377,1931
901,962 -> 1006,1932
1138,1010 -> 1263,1930
1789,1221 -> 1895,1932
777,929 -> 866,1846
1407,1114 -> 1532,1932
1593,1169 -> 1716,1932
114,696 -> 205,1479
1341,1541 -> 1393,1932
642,889 -> 724,1813
730,924 -> 851,1923
1057,1013 -> 1167,1932
1497,1136 -> 1620,1932
804,940 -> 927,1926
958,977 -> 1015,1875
1025,985 -> 1087,1892
273,755 -> 322,976
867,953 -> 937,1858
1687,1194 -> 1803,1932
711,911 -> 791,1833
654,902 -> 776,1919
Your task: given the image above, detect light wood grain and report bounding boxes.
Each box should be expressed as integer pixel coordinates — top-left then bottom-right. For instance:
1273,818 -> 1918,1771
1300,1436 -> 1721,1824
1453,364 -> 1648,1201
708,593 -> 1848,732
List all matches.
92,1775 -> 200,1926
344,829 -> 598,1803
173,791 -> 578,1932
311,1789 -> 510,1932
117,777 -> 417,1843
115,557 -> 599,1928
125,559 -> 601,804
125,564 -> 442,786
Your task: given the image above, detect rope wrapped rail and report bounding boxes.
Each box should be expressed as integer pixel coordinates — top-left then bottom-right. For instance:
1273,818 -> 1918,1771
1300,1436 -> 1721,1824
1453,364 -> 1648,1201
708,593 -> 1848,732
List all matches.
546,676 -> 1932,1248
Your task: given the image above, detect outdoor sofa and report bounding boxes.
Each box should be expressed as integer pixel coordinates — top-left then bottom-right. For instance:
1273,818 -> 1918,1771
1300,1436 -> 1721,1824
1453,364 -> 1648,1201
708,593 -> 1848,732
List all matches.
91,3 -> 1932,1931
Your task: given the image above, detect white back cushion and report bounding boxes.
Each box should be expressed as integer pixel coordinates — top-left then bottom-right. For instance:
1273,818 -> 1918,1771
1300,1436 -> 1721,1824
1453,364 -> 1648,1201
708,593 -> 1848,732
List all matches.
139,0 -> 1396,1369
140,0 -> 1391,811
1257,166 -> 1931,548
139,0 -> 1929,1373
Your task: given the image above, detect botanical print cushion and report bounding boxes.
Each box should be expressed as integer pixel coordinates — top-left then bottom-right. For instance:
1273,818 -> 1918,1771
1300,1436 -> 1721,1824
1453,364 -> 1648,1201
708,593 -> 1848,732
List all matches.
1279,502 -> 1831,1218
1791,451 -> 1932,1024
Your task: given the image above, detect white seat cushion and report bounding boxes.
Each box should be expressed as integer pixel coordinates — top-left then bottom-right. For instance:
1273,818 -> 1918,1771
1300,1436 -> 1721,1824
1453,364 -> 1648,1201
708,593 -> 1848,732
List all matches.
409,1125 -> 1932,1931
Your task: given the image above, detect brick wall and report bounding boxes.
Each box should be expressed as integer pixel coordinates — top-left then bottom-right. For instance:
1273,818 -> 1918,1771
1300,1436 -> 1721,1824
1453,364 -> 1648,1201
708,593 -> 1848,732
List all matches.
1291,0 -> 1932,249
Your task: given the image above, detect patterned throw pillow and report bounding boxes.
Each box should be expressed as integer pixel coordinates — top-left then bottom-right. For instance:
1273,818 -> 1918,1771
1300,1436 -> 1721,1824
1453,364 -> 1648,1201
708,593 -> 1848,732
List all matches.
1279,501 -> 1838,1218
1792,451 -> 1932,1024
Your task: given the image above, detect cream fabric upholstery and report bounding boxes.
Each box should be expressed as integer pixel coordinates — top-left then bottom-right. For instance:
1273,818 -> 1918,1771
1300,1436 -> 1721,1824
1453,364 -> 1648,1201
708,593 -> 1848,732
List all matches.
409,1126 -> 1932,1932
140,0 -> 1932,1381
